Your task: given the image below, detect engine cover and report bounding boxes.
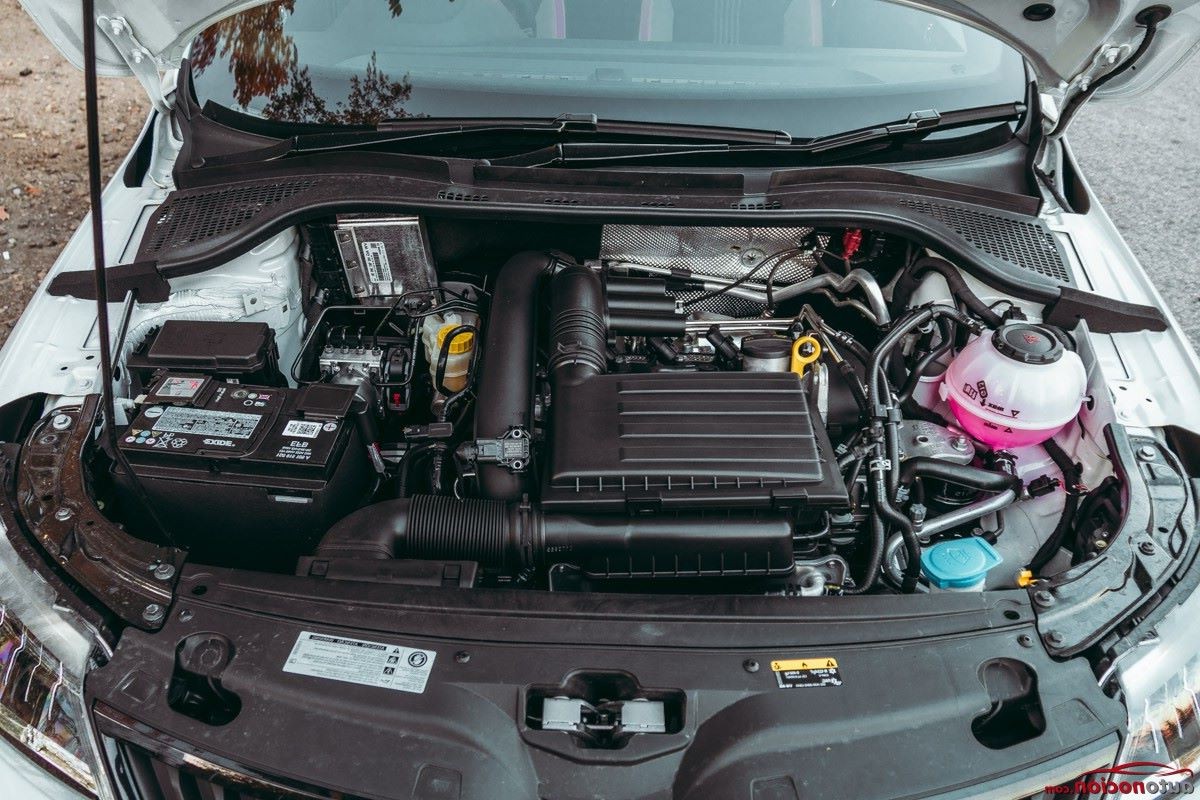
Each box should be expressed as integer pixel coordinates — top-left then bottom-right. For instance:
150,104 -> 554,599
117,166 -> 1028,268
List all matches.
542,371 -> 847,513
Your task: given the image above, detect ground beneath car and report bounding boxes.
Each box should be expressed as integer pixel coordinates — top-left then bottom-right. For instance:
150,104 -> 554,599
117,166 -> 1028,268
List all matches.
0,0 -> 1196,347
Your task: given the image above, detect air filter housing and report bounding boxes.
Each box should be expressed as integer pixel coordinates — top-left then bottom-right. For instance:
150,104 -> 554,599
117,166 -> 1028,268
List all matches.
542,371 -> 846,513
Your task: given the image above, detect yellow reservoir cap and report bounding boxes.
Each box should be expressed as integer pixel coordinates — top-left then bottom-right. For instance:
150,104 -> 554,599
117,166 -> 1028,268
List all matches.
437,325 -> 475,354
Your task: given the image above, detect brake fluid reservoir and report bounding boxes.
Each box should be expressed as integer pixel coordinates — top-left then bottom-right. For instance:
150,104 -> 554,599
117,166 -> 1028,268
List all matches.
940,323 -> 1086,449
421,311 -> 478,393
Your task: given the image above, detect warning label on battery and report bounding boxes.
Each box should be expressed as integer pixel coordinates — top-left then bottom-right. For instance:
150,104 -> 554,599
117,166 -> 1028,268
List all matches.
156,375 -> 206,399
152,406 -> 262,440
360,241 -> 393,284
283,631 -> 435,694
771,657 -> 843,689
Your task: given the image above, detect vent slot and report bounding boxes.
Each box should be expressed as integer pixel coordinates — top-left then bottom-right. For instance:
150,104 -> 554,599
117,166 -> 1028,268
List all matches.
899,198 -> 1070,282
142,179 -> 321,256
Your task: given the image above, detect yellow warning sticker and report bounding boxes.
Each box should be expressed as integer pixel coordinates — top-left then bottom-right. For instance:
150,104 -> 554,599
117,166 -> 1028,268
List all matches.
771,658 -> 838,672
770,657 -> 843,689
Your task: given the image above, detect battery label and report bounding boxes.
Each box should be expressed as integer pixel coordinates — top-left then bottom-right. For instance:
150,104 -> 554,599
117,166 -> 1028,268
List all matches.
360,241 -> 393,284
283,631 -> 435,694
771,657 -> 843,689
151,406 -> 262,440
156,375 -> 206,398
282,419 -> 322,438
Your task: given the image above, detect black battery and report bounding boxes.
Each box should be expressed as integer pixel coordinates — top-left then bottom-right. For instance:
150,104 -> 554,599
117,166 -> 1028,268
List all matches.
126,320 -> 285,392
116,373 -> 371,567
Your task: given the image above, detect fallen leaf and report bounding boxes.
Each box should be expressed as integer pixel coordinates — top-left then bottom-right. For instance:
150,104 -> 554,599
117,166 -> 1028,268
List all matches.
0,207 -> 8,222
22,185 -> 41,197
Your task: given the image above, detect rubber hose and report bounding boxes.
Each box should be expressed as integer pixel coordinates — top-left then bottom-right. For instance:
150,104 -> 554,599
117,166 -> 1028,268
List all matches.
891,257 -> 1004,327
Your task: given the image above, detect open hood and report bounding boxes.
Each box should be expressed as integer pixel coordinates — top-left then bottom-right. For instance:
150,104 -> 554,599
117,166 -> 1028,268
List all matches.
18,0 -> 1200,122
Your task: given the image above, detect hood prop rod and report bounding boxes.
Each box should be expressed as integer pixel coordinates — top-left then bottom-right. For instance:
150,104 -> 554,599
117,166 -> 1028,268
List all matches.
82,0 -> 173,545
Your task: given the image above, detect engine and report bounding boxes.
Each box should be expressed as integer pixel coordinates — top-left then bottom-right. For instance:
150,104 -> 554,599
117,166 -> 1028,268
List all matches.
106,220 -> 1089,595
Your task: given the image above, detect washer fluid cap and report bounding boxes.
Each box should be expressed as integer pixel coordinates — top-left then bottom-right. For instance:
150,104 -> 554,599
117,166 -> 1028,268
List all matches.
921,537 -> 1003,591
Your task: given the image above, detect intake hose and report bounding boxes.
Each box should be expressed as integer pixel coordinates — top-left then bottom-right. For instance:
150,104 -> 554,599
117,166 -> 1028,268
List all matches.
314,495 -> 795,575
548,264 -> 607,385
474,252 -> 561,500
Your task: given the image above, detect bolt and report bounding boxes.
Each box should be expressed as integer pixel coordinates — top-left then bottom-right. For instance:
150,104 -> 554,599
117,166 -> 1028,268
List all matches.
1095,539 -> 1108,551
951,436 -> 970,452
1017,634 -> 1034,648
1139,541 -> 1156,556
1138,445 -> 1157,462
1045,630 -> 1065,646
53,507 -> 72,522
108,17 -> 126,37
454,651 -> 471,664
142,604 -> 165,624
179,609 -> 193,622
743,658 -> 760,674
1033,589 -> 1054,607
51,414 -> 72,431
153,562 -> 176,581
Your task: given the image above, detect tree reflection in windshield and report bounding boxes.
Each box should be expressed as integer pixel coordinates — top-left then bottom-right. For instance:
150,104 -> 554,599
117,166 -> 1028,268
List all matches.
191,1 -> 420,125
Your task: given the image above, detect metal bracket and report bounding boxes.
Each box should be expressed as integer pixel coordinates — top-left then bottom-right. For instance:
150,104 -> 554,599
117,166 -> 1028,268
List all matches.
94,6 -> 169,112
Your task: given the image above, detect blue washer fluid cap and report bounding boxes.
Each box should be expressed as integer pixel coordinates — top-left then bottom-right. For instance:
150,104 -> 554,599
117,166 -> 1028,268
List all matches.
921,537 -> 1003,590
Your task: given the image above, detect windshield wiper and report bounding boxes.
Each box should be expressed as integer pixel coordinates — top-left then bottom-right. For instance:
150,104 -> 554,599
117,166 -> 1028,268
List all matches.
202,113 -> 792,168
491,103 -> 1026,168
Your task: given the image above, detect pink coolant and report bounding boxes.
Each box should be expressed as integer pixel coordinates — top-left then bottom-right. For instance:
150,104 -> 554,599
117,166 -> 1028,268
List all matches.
940,323 -> 1087,449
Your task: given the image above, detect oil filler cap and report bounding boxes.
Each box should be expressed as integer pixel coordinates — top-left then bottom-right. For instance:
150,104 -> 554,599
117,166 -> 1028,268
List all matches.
991,323 -> 1063,365
921,537 -> 1003,591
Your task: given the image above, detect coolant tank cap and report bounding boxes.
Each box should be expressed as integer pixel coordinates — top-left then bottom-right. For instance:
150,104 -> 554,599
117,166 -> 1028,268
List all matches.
992,324 -> 1062,365
921,537 -> 1003,591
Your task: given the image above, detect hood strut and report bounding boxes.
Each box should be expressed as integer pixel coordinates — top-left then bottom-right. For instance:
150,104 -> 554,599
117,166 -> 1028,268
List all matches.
82,0 -> 173,545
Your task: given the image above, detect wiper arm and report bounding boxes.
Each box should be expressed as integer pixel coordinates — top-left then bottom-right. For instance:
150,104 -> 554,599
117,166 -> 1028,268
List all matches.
202,113 -> 791,168
493,102 -> 1026,168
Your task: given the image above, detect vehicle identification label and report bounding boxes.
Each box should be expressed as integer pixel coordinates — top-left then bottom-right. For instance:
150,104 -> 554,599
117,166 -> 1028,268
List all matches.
360,241 -> 393,284
283,631 -> 435,694
771,657 -> 843,689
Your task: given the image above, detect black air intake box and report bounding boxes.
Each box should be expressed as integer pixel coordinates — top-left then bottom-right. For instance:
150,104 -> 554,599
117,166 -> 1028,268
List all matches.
542,371 -> 847,513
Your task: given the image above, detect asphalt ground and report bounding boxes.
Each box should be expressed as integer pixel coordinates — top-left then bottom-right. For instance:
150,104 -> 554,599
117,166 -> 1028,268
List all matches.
1071,57 -> 1200,346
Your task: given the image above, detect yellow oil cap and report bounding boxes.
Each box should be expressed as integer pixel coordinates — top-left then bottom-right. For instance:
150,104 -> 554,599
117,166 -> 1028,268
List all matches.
790,335 -> 822,376
437,325 -> 475,354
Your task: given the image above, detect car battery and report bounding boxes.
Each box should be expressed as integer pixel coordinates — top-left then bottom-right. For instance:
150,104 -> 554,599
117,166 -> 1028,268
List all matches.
116,373 -> 371,566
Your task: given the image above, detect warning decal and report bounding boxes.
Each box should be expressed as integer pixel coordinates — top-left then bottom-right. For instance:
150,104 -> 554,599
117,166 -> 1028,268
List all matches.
771,657 -> 843,689
283,631 -> 435,694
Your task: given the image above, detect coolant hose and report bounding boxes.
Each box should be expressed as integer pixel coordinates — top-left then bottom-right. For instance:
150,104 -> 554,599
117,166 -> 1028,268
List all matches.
897,458 -> 1022,494
315,495 -> 795,574
474,251 -> 561,500
891,257 -> 1005,327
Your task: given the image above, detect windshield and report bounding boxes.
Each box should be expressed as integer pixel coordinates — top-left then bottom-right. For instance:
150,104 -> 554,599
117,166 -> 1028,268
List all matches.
189,0 -> 1026,138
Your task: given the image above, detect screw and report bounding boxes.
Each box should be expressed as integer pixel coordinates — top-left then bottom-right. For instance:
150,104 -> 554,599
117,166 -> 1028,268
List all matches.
1095,539 -> 1108,551
51,414 -> 72,431
1137,445 -> 1157,461
53,507 -> 72,522
179,609 -> 193,622
1139,541 -> 1156,556
454,651 -> 471,664
743,658 -> 760,674
1045,630 -> 1065,646
153,563 -> 176,581
1033,589 -> 1054,607
1017,634 -> 1034,648
951,436 -> 970,452
142,604 -> 165,624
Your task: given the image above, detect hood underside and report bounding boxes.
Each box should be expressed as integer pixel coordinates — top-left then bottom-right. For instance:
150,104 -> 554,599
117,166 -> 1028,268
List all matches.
17,0 -> 1200,119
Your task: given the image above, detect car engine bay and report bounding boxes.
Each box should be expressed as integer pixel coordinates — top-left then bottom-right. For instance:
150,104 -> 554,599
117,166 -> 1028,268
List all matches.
66,218 -> 1115,596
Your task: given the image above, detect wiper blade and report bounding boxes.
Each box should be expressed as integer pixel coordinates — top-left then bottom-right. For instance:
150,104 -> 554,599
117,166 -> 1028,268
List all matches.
493,102 -> 1026,168
202,114 -> 791,168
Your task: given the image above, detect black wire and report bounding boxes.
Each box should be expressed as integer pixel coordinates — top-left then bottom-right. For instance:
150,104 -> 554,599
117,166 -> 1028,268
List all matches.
681,247 -> 805,308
